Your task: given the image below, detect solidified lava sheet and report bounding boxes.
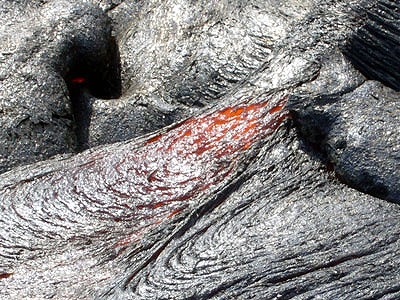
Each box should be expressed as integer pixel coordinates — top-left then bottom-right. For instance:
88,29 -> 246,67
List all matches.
1,0 -> 400,298
0,94 -> 289,253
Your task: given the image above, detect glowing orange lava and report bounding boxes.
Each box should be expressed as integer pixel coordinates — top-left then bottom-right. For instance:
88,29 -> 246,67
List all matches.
112,95 -> 289,249
71,77 -> 87,84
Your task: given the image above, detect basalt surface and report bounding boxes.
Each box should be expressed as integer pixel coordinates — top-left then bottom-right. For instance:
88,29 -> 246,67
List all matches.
0,0 -> 399,299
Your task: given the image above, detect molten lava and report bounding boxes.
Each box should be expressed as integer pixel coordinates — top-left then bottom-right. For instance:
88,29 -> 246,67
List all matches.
0,94 -> 289,251
112,95 -> 289,248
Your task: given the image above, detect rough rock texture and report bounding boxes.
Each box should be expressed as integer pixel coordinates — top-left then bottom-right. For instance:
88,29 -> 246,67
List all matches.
0,0 -> 399,299
112,129 -> 400,300
0,0 -> 121,172
292,79 -> 400,201
81,0 -> 317,148
344,0 -> 400,91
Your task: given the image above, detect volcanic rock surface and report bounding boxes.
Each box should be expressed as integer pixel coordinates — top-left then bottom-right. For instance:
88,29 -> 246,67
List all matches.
0,0 -> 399,299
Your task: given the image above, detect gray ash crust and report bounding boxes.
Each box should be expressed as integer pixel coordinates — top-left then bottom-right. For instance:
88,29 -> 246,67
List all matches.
0,0 -> 399,299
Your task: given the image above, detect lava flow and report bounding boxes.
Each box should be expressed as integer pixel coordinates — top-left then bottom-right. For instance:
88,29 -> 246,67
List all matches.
0,94 -> 289,251
111,95 -> 289,247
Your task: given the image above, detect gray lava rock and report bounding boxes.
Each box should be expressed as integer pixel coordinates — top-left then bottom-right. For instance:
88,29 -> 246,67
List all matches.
111,129 -> 400,300
344,0 -> 400,91
291,45 -> 400,202
86,0 -> 315,147
0,0 -> 399,299
292,80 -> 400,202
0,0 -> 117,172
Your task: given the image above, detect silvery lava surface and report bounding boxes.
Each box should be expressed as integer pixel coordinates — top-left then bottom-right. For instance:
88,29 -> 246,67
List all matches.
0,0 -> 399,299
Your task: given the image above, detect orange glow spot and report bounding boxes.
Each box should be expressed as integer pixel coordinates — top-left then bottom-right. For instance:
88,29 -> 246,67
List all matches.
221,107 -> 245,119
241,122 -> 258,135
0,273 -> 13,280
115,234 -> 140,248
168,208 -> 185,219
71,77 -> 87,84
269,104 -> 285,114
183,129 -> 192,137
152,202 -> 166,209
146,135 -> 162,144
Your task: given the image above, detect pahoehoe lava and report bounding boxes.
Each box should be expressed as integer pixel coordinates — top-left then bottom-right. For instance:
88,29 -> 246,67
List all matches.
0,93 -> 289,297
0,0 -> 400,299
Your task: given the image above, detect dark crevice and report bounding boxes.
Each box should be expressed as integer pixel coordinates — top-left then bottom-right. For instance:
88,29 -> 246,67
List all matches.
288,100 -> 335,167
335,170 -> 389,200
267,251 -> 374,286
103,1 -> 127,13
64,36 -> 121,152
373,287 -> 400,300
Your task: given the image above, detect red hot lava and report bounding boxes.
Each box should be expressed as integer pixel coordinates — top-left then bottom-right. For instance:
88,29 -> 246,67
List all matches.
0,94 -> 289,251
112,95 -> 289,247
70,77 -> 87,84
